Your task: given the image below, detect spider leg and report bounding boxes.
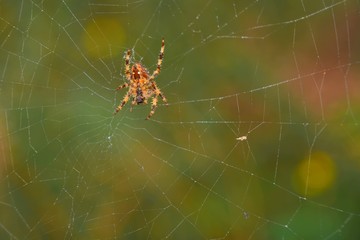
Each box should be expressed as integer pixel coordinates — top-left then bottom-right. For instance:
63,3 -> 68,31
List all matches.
125,49 -> 131,81
149,38 -> 164,80
115,82 -> 128,91
151,81 -> 168,104
114,90 -> 131,114
146,83 -> 166,120
114,50 -> 131,113
146,96 -> 158,120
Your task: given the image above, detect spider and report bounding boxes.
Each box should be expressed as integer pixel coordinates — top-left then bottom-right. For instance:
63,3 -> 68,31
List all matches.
114,38 -> 167,119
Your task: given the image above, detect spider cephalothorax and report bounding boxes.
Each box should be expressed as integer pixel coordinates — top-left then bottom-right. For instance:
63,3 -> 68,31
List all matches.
114,38 -> 167,119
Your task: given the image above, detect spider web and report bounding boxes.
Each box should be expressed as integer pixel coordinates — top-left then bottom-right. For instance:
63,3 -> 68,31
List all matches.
1,0 -> 360,239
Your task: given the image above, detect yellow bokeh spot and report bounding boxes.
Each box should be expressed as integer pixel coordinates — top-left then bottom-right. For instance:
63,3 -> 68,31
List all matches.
293,151 -> 336,197
82,16 -> 126,58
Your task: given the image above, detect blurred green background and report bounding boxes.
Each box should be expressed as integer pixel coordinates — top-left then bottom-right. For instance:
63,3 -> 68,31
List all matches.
1,0 -> 360,239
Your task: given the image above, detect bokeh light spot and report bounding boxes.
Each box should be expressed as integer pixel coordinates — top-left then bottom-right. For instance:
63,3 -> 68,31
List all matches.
293,151 -> 336,197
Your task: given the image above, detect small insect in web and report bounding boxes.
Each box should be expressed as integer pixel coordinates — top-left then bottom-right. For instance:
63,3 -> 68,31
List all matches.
114,38 -> 167,119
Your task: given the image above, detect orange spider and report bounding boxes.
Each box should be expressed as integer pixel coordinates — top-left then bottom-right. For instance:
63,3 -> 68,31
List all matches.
114,38 -> 167,119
